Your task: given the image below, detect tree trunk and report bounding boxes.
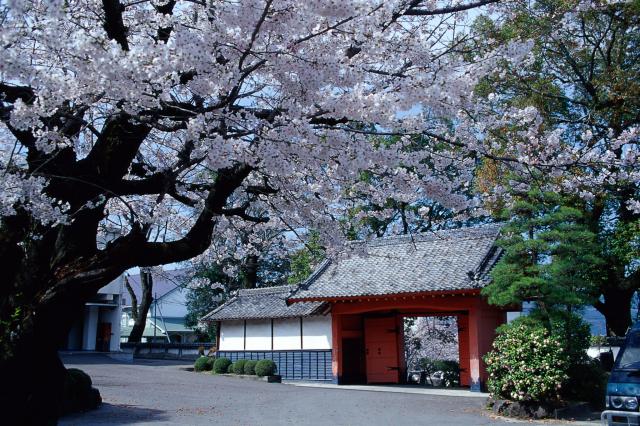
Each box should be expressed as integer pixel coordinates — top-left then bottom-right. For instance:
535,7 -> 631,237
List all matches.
127,270 -> 153,343
0,273 -> 97,425
596,286 -> 635,336
241,254 -> 259,289
124,275 -> 139,321
0,164 -> 251,423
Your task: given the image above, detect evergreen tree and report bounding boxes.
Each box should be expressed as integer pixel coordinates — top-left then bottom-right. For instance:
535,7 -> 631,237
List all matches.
483,191 -> 605,321
287,232 -> 325,285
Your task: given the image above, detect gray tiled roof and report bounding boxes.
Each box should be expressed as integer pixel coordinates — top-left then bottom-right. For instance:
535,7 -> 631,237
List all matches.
124,268 -> 192,307
202,285 -> 326,321
288,224 -> 503,301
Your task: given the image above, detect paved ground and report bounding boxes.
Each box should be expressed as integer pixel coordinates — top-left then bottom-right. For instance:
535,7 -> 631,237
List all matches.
60,354 -> 589,426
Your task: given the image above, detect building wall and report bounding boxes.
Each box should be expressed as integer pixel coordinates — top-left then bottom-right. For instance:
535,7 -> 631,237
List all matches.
220,320 -> 245,350
245,319 -> 271,350
82,306 -> 99,350
156,288 -> 188,318
273,318 -> 301,350
218,316 -> 332,351
302,316 -> 332,350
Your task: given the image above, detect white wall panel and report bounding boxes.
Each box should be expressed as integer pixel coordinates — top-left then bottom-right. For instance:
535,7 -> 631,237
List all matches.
245,319 -> 272,350
273,318 -> 301,350
302,316 -> 332,349
219,320 -> 244,350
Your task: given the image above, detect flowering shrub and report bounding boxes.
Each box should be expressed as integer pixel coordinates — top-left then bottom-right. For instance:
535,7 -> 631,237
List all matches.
484,321 -> 569,402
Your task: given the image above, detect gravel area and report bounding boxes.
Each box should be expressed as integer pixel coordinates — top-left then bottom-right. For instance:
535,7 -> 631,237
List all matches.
58,354 -> 539,425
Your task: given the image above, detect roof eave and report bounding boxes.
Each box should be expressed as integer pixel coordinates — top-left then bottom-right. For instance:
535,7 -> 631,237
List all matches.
287,288 -> 482,304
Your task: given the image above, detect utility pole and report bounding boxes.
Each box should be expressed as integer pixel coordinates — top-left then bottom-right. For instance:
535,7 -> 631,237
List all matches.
153,292 -> 157,341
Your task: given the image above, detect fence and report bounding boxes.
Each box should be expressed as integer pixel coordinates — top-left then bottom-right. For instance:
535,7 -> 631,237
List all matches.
121,342 -> 215,360
216,350 -> 333,381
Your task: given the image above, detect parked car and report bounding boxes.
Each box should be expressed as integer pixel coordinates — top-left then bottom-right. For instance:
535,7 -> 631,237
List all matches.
602,325 -> 640,425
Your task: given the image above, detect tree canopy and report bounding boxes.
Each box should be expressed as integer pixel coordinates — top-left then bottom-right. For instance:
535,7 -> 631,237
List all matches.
0,0 -> 639,421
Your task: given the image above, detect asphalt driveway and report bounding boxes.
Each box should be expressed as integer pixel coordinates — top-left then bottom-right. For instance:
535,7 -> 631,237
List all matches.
59,354 -> 561,426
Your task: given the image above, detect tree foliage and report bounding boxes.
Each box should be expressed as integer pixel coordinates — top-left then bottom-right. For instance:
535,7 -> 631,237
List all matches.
471,0 -> 640,334
483,191 -> 604,319
287,231 -> 325,285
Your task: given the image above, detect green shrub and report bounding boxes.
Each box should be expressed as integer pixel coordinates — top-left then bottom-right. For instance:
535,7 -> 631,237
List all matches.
244,360 -> 257,375
255,359 -> 277,377
226,362 -> 234,373
590,335 -> 608,347
434,360 -> 460,387
484,319 -> 569,402
194,356 -> 214,372
550,313 -> 591,367
561,359 -> 608,408
232,359 -> 247,374
417,358 -> 460,387
60,368 -> 101,415
213,357 -> 232,374
67,368 -> 92,390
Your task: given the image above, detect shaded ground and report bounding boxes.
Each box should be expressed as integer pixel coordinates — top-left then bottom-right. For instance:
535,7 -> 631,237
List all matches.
60,354 -> 586,426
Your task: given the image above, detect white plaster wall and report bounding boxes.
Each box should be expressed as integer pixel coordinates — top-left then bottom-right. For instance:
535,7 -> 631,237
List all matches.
302,316 -> 332,350
219,320 -> 245,350
273,318 -> 301,350
245,319 -> 272,350
82,306 -> 99,350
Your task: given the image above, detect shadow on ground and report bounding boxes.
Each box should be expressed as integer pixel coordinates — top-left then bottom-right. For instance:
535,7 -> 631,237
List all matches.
61,353 -> 192,367
60,403 -> 170,425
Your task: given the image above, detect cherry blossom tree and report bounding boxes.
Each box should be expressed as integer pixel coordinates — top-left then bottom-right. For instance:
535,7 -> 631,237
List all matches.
1,0 -> 525,420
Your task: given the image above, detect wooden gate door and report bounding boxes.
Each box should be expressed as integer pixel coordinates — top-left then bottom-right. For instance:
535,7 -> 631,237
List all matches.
364,317 -> 400,383
96,322 -> 111,352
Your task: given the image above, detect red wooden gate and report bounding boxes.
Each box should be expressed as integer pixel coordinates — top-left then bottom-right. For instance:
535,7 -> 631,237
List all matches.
364,317 -> 400,383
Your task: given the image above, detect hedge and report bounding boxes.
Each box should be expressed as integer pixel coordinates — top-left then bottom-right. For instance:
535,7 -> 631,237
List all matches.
255,359 -> 277,377
194,356 -> 214,372
60,368 -> 101,415
213,357 -> 232,374
244,360 -> 257,375
232,359 -> 247,374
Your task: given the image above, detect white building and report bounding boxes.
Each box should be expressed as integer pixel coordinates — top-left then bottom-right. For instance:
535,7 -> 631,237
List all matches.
202,285 -> 332,380
62,275 -> 124,352
120,268 -> 197,343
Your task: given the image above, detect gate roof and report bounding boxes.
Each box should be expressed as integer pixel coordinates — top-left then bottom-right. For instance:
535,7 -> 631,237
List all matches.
288,224 -> 502,302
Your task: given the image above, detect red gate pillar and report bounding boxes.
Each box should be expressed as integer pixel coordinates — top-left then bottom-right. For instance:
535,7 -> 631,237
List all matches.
396,315 -> 406,383
468,305 -> 506,391
457,314 -> 471,387
331,313 -> 343,384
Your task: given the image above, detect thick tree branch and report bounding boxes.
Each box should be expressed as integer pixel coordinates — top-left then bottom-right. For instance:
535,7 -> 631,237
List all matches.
106,164 -> 253,268
405,0 -> 501,16
102,0 -> 130,51
80,113 -> 151,181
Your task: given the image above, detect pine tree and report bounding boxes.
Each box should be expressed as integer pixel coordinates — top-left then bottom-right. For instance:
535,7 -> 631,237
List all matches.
483,191 -> 605,321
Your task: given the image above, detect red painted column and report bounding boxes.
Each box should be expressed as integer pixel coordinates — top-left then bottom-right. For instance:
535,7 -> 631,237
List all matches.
457,314 -> 470,387
468,307 -> 482,391
396,315 -> 406,383
331,313 -> 343,384
468,305 -> 507,391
